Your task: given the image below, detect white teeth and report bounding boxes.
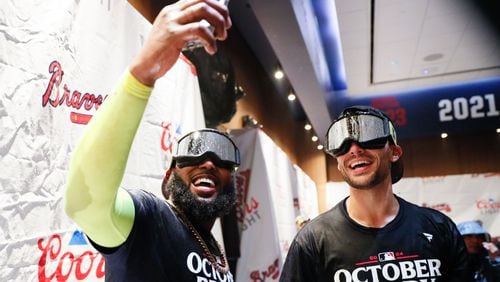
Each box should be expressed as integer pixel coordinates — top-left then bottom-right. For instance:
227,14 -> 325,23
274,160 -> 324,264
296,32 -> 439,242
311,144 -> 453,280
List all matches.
194,177 -> 215,186
350,161 -> 368,169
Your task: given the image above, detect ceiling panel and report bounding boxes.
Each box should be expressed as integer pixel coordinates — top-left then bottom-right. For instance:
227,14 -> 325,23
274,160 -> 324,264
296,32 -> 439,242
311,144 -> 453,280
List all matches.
372,0 -> 500,86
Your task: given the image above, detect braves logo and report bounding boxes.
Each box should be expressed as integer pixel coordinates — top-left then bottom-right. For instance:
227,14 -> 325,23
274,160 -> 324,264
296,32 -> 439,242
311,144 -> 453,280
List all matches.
41,60 -> 107,124
249,258 -> 280,281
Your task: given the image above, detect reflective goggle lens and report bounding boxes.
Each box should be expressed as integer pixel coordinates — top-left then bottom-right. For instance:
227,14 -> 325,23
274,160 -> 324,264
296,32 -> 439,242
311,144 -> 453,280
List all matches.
175,152 -> 237,170
174,129 -> 240,169
330,137 -> 389,157
326,114 -> 391,156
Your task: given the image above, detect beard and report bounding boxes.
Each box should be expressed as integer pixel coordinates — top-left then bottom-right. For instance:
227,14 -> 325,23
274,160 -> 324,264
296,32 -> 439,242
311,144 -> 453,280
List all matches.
339,161 -> 391,190
342,170 -> 387,189
165,171 -> 236,221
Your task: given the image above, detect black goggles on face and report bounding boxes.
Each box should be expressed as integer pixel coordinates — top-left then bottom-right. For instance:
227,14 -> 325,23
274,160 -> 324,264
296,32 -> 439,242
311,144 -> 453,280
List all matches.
173,129 -> 240,170
325,112 -> 397,157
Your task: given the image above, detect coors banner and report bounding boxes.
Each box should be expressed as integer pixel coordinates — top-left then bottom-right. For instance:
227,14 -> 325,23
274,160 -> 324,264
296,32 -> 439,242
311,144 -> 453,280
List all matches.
231,128 -> 318,281
0,1 -> 204,281
327,173 -> 500,239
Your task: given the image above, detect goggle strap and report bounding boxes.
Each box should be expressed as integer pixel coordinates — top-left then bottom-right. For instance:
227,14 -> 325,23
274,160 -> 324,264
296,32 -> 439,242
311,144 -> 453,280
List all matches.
388,122 -> 397,145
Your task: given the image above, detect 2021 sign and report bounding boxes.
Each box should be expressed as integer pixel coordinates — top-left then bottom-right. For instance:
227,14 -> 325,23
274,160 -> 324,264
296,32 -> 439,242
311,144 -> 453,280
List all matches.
438,94 -> 499,122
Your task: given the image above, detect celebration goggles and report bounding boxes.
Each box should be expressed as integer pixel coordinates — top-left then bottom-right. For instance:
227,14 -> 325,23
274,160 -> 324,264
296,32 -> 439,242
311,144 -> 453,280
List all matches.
325,106 -> 397,157
173,129 -> 240,171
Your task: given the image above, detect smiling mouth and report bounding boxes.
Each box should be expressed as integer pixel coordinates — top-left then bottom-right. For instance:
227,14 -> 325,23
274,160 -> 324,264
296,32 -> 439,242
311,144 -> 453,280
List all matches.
192,176 -> 218,197
194,177 -> 216,188
349,160 -> 370,169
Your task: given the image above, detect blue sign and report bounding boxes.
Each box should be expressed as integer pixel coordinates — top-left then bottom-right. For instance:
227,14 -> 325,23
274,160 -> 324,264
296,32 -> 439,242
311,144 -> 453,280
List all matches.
330,78 -> 500,139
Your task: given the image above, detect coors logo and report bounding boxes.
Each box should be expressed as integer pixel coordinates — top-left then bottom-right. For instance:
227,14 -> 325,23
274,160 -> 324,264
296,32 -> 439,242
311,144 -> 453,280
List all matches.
235,169 -> 261,231
38,231 -> 105,281
235,170 -> 258,222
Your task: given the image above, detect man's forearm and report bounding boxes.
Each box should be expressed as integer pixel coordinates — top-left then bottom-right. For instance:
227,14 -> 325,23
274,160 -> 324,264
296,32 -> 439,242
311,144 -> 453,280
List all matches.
64,70 -> 152,247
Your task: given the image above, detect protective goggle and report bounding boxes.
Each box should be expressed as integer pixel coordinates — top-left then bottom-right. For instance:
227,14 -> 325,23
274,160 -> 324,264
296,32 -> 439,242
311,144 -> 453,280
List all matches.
325,113 -> 396,157
173,129 -> 240,171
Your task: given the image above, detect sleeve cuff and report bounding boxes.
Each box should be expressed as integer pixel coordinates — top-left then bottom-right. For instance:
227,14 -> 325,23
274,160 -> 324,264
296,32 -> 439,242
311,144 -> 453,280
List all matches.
120,70 -> 154,100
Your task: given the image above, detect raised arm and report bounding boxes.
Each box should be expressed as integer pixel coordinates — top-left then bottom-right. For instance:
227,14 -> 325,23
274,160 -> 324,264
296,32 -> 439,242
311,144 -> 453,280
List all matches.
64,0 -> 231,248
64,72 -> 151,247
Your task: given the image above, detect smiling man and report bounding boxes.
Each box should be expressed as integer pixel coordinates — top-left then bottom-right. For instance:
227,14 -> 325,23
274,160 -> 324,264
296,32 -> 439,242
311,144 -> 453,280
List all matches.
164,129 -> 240,230
64,0 -> 237,281
280,106 -> 472,282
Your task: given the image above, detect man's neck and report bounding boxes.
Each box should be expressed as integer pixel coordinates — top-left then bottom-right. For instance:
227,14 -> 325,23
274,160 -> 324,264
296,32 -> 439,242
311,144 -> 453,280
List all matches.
167,197 -> 216,233
191,217 -> 216,234
346,184 -> 399,228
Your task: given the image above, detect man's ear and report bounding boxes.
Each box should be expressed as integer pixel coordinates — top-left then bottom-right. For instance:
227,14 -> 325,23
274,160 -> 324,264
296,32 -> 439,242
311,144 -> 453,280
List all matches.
161,169 -> 172,199
162,161 -> 176,200
391,145 -> 403,162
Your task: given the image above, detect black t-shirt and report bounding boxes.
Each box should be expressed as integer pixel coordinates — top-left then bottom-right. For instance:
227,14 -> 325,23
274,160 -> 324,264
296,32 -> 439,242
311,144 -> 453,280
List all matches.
280,196 -> 472,282
91,189 -> 234,282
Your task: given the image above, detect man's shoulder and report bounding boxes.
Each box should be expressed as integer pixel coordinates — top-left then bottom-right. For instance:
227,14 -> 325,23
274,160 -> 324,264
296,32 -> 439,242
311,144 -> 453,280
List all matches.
398,196 -> 456,225
127,188 -> 160,200
313,201 -> 344,222
299,201 -> 346,236
126,188 -> 168,213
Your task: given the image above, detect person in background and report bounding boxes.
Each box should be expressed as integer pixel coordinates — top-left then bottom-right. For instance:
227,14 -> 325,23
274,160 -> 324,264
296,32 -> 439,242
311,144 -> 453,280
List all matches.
280,105 -> 472,282
64,0 -> 238,281
457,220 -> 500,281
295,215 -> 310,230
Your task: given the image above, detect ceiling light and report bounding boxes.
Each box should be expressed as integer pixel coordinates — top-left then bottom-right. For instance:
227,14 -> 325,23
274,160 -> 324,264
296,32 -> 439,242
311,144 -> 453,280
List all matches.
311,136 -> 318,142
496,128 -> 500,133
274,69 -> 284,80
317,144 -> 324,150
421,66 -> 439,76
242,115 -> 261,128
440,133 -> 448,139
423,53 -> 444,62
288,93 -> 296,101
304,123 -> 312,130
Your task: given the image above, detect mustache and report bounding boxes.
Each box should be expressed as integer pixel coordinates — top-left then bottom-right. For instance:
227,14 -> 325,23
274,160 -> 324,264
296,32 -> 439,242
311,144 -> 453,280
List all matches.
165,171 -> 236,221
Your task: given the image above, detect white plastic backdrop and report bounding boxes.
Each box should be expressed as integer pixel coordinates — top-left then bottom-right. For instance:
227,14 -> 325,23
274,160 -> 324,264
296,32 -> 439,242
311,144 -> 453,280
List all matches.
326,173 -> 500,238
0,2 -> 319,281
0,1 -> 205,281
231,128 -> 318,281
